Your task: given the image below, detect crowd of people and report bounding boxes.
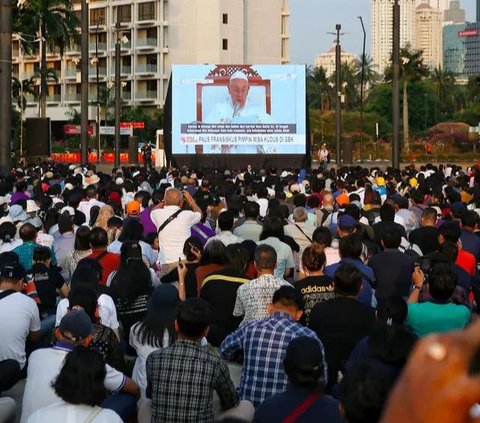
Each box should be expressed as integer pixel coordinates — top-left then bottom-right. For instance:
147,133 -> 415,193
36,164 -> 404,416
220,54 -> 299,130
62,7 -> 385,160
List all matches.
0,160 -> 480,422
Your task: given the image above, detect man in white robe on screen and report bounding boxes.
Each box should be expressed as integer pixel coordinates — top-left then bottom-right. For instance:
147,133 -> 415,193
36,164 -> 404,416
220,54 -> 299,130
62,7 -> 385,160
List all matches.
203,71 -> 274,154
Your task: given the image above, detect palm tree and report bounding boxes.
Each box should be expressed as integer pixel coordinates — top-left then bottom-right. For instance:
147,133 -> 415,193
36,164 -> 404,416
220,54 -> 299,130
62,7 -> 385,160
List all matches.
307,66 -> 332,111
18,0 -> 79,118
385,45 -> 429,151
12,76 -> 37,111
429,67 -> 456,122
356,54 -> 380,91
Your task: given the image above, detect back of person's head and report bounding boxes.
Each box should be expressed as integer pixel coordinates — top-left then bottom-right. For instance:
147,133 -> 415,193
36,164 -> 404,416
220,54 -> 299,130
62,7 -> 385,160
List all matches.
183,236 -> 204,262
411,188 -> 425,205
218,210 -> 234,232
254,244 -> 277,271
344,204 -> 361,221
85,185 -> 97,199
107,216 -> 123,229
293,194 -> 307,207
243,201 -> 260,219
260,216 -> 285,240
438,221 -> 461,243
293,207 -> 308,223
18,223 -> 36,242
381,229 -> 401,249
339,235 -> 362,259
428,262 -> 457,300
0,222 -> 16,243
334,263 -> 362,296
312,227 -> 332,248
70,266 -> 99,291
33,246 -> 51,263
118,218 -> 144,242
437,241 -> 459,263
52,346 -> 107,406
380,203 -> 395,222
176,298 -> 212,339
58,212 -> 74,234
341,359 -> 398,423
89,227 -> 108,249
271,285 -> 304,311
302,243 -> 326,272
225,243 -> 249,273
202,240 -> 225,265
283,336 -> 325,390
461,210 -> 477,228
74,226 -> 91,251
422,207 -> 437,224
0,251 -> 19,270
377,296 -> 408,325
68,287 -> 98,322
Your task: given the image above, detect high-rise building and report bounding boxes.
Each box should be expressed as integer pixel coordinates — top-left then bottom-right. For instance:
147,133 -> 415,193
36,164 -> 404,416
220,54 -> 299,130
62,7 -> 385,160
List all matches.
12,0 -> 290,122
477,0 -> 480,22
371,0 -> 417,76
427,0 -> 450,13
443,22 -> 480,79
415,3 -> 443,69
314,46 -> 357,77
444,0 -> 466,24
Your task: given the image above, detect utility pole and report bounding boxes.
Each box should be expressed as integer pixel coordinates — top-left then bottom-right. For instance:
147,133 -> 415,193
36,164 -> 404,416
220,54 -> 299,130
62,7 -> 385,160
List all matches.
95,17 -> 101,163
114,17 -> 121,167
358,16 -> 366,163
335,24 -> 342,166
392,0 -> 400,169
80,0 -> 89,164
0,0 -> 12,174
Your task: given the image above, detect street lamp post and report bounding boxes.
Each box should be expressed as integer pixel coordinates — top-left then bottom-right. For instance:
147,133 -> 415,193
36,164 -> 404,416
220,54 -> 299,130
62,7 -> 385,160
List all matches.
334,25 -> 342,166
80,0 -> 89,164
0,0 -> 12,174
392,0 -> 400,169
95,17 -> 102,163
114,16 -> 121,168
358,16 -> 366,163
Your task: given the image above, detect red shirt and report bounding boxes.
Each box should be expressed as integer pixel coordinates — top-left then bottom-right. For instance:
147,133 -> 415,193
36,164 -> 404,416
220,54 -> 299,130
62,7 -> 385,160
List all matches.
87,250 -> 121,285
456,248 -> 476,277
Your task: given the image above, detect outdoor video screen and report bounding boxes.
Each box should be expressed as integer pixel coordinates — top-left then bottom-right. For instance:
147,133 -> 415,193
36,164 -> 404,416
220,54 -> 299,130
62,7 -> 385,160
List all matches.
171,64 -> 306,155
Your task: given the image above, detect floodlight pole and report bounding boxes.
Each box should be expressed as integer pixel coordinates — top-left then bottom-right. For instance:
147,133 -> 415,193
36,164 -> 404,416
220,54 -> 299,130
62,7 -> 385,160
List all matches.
335,24 -> 342,166
80,0 -> 89,164
359,16 -> 366,163
114,18 -> 121,167
392,0 -> 400,169
0,0 -> 12,174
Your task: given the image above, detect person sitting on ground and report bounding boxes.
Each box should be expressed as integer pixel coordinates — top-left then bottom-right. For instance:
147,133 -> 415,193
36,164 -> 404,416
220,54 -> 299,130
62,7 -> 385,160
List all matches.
221,286 -> 326,407
233,244 -> 291,324
406,262 -> 471,337
87,227 -> 120,286
65,226 -> 92,279
207,211 -> 244,247
146,298 -> 254,423
195,240 -> 226,293
28,346 -> 123,423
21,310 -> 139,423
254,336 -> 343,423
308,264 -> 376,391
233,202 -> 263,242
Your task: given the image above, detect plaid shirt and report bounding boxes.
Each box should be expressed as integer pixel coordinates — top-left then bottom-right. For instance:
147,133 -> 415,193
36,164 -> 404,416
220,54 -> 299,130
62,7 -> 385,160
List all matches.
146,339 -> 239,423
220,311 -> 327,407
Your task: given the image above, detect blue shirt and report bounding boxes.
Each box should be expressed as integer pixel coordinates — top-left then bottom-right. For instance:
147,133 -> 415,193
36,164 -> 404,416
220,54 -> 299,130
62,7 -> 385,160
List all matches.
325,258 -> 376,308
220,311 -> 326,407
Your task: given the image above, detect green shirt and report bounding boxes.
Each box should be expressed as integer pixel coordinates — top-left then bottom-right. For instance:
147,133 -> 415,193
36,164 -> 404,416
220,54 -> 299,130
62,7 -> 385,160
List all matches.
406,301 -> 470,337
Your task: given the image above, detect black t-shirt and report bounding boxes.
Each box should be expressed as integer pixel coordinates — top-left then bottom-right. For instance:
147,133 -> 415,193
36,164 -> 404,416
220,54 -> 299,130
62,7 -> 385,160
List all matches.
308,297 -> 375,390
294,275 -> 335,325
409,226 -> 439,255
372,221 -> 407,248
27,263 -> 65,314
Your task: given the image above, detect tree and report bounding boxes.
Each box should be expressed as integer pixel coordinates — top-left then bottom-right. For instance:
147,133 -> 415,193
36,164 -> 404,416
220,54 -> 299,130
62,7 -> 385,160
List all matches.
429,68 -> 457,122
385,45 -> 429,151
306,66 -> 332,111
11,76 -> 37,111
330,61 -> 359,110
356,54 -> 380,90
17,0 -> 79,118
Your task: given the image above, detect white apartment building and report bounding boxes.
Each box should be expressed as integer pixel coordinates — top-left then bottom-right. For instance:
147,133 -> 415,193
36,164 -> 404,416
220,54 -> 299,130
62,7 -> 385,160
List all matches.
371,0 -> 418,76
12,0 -> 290,122
314,46 -> 357,77
415,2 -> 443,69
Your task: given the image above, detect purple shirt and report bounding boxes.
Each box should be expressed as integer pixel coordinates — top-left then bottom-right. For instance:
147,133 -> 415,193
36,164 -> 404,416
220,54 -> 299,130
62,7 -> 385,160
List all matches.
140,206 -> 157,237
11,191 -> 29,205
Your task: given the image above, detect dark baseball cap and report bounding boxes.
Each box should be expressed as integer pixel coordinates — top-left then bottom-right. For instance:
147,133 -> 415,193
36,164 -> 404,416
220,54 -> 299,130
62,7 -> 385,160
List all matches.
147,285 -> 180,318
284,336 -> 325,374
337,214 -> 357,231
59,310 -> 94,341
0,262 -> 26,280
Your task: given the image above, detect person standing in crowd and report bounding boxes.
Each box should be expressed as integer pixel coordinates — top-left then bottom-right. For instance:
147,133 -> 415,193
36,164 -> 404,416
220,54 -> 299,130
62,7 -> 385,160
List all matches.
141,143 -> 153,171
317,143 -> 330,171
409,207 -> 439,255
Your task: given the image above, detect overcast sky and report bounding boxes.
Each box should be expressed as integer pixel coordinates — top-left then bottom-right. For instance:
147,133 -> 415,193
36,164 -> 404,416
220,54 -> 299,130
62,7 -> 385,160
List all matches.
289,0 -> 477,65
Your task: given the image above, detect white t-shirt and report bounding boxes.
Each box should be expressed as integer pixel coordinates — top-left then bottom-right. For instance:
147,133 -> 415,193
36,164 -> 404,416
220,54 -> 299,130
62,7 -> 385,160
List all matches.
77,199 -> 105,224
21,346 -> 126,423
150,206 -> 202,265
0,291 -> 40,369
129,322 -> 170,399
256,198 -> 269,218
55,294 -> 119,330
28,402 -> 123,423
0,238 -> 23,253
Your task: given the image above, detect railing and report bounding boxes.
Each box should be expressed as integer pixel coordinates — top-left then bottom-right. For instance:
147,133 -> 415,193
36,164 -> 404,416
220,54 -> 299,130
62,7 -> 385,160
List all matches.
136,90 -> 156,99
46,94 -> 61,102
110,65 -> 132,75
89,67 -> 107,76
65,69 -> 77,77
65,93 -> 81,102
136,38 -> 157,47
136,64 -> 157,73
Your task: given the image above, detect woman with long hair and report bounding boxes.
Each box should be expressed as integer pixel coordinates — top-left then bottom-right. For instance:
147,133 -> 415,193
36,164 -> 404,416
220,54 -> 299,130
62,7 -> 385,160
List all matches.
0,221 -> 22,253
94,205 -> 115,233
195,240 -> 225,294
28,347 -> 123,423
129,284 -> 179,398
108,241 -> 153,341
64,226 -> 92,279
